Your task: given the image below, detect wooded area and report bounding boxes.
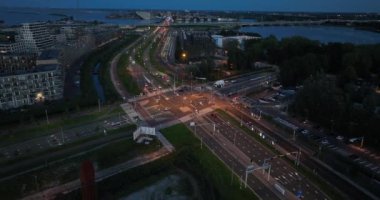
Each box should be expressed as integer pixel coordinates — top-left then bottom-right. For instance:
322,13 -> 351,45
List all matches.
226,36 -> 380,148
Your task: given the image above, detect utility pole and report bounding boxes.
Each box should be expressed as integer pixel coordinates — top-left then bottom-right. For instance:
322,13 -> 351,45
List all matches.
360,137 -> 364,148
190,72 -> 193,92
61,127 -> 64,144
234,132 -> 237,145
98,98 -> 101,112
201,136 -> 203,149
45,109 -> 49,125
32,175 -> 39,191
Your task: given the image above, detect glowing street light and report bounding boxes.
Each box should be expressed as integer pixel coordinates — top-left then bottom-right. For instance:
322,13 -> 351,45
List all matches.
35,92 -> 49,124
35,92 -> 45,102
181,52 -> 187,59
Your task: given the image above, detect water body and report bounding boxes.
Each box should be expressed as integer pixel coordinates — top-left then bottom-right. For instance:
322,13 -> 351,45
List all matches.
92,63 -> 106,103
239,18 -> 257,23
0,7 -> 160,26
240,25 -> 380,44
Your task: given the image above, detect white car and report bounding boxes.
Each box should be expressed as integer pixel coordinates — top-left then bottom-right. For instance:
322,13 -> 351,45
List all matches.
336,136 -> 344,141
321,139 -> 329,145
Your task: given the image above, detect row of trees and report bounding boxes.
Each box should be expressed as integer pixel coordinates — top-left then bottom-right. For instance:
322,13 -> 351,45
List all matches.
226,35 -> 380,148
227,36 -> 380,86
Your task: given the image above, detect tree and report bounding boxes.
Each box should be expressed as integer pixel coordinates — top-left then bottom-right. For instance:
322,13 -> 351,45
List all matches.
339,65 -> 357,86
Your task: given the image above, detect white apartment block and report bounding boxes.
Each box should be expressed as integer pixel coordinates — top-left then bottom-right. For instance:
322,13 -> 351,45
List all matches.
0,54 -> 64,110
17,22 -> 53,53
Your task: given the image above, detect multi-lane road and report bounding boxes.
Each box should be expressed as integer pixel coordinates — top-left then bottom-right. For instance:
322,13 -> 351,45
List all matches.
0,114 -> 130,161
228,106 -> 375,200
198,112 -> 329,200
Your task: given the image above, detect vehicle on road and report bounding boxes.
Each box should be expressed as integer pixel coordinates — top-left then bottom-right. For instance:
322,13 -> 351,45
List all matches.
214,80 -> 225,88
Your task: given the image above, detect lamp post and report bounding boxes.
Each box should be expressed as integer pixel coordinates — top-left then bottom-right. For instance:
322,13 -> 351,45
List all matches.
35,92 -> 49,124
45,109 -> 49,125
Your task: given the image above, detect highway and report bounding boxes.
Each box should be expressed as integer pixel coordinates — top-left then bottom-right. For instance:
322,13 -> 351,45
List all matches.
200,112 -> 329,200
216,72 -> 277,97
0,114 -> 130,161
188,117 -> 282,200
228,106 -> 374,200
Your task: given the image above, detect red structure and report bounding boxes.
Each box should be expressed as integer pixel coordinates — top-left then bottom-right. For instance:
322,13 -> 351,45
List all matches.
80,160 -> 96,200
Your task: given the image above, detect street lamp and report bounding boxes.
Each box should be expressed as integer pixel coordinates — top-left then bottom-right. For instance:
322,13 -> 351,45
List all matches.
35,92 -> 45,102
35,92 -> 50,124
181,52 -> 187,59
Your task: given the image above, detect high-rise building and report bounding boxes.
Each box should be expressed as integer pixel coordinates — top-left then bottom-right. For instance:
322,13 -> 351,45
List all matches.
16,22 -> 53,54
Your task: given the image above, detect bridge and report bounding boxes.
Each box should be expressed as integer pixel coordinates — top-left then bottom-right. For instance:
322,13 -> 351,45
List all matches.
240,20 -> 328,27
151,19 -> 380,27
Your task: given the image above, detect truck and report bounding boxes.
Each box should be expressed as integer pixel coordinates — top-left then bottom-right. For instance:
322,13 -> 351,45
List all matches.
214,80 -> 225,88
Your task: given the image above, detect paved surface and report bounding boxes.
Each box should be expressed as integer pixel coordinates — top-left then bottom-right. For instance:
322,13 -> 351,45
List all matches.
0,115 -> 130,160
230,106 -> 378,200
0,129 -> 135,182
189,117 -> 283,200
0,114 -> 130,162
22,147 -> 171,200
201,112 -> 329,200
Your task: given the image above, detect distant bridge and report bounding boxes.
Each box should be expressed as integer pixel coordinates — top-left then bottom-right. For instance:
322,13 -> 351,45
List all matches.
240,20 -> 328,27
151,19 -> 380,27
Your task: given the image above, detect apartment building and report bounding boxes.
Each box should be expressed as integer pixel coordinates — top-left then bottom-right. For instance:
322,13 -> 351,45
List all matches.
0,52 -> 63,110
17,22 -> 53,53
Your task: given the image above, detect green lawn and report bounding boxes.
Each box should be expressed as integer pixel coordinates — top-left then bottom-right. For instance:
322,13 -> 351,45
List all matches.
161,124 -> 258,200
149,39 -> 166,73
81,34 -> 139,103
117,53 -> 141,95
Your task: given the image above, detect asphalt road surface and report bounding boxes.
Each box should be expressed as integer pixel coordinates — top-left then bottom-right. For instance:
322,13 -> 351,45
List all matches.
200,113 -> 329,200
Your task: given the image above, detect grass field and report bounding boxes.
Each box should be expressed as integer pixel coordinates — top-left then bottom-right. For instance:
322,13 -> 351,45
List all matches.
117,52 -> 141,95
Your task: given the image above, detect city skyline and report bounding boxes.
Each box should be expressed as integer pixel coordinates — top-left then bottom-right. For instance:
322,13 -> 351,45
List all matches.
1,0 -> 380,12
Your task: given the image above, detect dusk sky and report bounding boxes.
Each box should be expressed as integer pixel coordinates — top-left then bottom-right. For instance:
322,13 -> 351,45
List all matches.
1,0 -> 380,12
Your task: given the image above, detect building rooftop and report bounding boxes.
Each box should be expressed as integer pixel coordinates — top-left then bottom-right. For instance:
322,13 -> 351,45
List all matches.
0,64 -> 60,77
0,31 -> 16,43
38,49 -> 61,60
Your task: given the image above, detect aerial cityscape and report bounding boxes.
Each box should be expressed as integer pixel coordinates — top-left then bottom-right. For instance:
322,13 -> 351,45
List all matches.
0,0 -> 380,200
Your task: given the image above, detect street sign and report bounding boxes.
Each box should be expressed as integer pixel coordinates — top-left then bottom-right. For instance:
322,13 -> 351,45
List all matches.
247,165 -> 255,171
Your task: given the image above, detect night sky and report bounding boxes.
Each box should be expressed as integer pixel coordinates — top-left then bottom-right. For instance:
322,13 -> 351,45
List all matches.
1,0 -> 380,12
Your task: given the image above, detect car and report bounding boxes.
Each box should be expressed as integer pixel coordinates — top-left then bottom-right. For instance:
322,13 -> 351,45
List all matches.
321,139 -> 329,145
336,135 -> 344,141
